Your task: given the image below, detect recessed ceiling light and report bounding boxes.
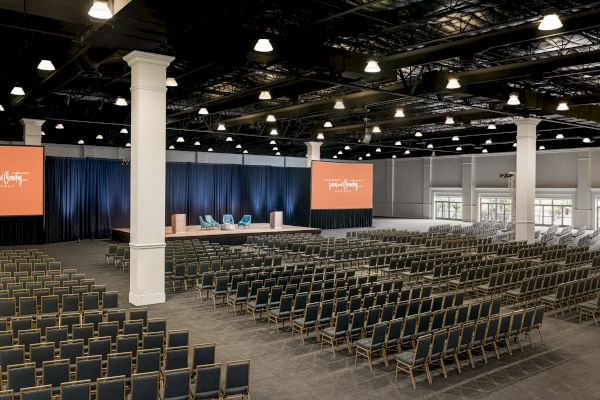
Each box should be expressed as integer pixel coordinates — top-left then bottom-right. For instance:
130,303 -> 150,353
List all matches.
446,77 -> 461,89
372,126 -> 381,133
487,124 -> 496,130
375,147 -> 381,152
323,121 -> 333,128
364,60 -> 381,73
254,38 -> 273,52
272,146 -> 278,151
40,130 -> 45,136
415,131 -> 423,137
539,13 -> 562,31
334,99 -> 345,109
344,145 -> 350,150
482,148 -> 488,153
169,145 -> 175,150
125,142 -> 131,147
269,128 -> 278,136
236,144 -> 242,149
120,128 -> 128,134
394,141 -> 401,146
194,141 -> 200,146
0,104 -> 4,112
394,108 -> 405,118
225,136 -> 233,142
316,132 -> 325,140
266,114 -> 276,122
392,155 -> 396,159
166,77 -> 178,87
539,145 -> 546,150
115,96 -> 128,106
366,152 -> 371,157
556,133 -> 564,139
243,149 -> 248,154
176,136 -> 185,143
88,0 -> 112,19
198,107 -> 209,115
358,157 -> 363,160
445,116 -> 454,125
485,139 -> 492,145
55,123 -> 64,129
217,123 -> 226,131
77,139 -> 84,145
276,152 -> 281,156
427,143 -> 434,149
207,147 -> 213,152
583,137 -> 591,143
507,92 -> 520,105
337,150 -> 343,155
269,140 -> 276,145
96,134 -> 103,140
456,146 -> 462,151
452,135 -> 459,141
333,155 -> 338,159
258,91 -> 271,100
556,102 -> 569,111
37,59 -> 55,71
10,86 -> 25,96
404,150 -> 410,155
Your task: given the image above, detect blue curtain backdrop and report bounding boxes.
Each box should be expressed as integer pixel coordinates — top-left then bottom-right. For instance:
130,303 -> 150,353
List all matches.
0,157 -> 310,245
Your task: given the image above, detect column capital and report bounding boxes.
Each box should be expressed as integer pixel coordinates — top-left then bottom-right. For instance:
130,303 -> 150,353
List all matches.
514,117 -> 541,127
19,118 -> 45,127
123,51 -> 175,68
305,141 -> 323,150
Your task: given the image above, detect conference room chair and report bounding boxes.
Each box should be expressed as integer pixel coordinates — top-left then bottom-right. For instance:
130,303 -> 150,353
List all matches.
96,376 -> 126,400
160,368 -> 190,400
171,265 -> 186,292
0,330 -> 12,347
164,346 -> 189,371
192,364 -> 221,400
20,384 -> 52,400
237,215 -> 251,229
123,320 -> 144,340
105,244 -> 118,266
60,340 -> 84,365
136,349 -> 161,374
393,334 -> 432,390
222,214 -> 235,225
75,355 -> 103,387
195,273 -> 215,302
11,317 -> 32,340
354,321 -> 388,371
7,362 -> 36,394
209,277 -> 228,309
59,379 -> 91,400
130,372 -> 159,400
147,318 -> 167,336
60,313 -> 82,335
28,343 -> 54,372
106,310 -> 126,330
97,322 -> 119,344
37,314 -> 57,337
18,328 -> 41,354
142,332 -> 164,352
116,335 -> 139,358
204,215 -> 219,228
107,352 -> 132,382
0,390 -> 12,400
221,360 -> 250,400
0,346 -> 25,379
0,298 -> 16,318
46,327 -> 68,348
88,337 -> 111,364
192,343 -> 216,371
82,311 -> 103,332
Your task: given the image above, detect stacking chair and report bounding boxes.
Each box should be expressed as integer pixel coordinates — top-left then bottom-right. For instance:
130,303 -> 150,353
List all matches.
60,340 -> 84,365
123,320 -> 144,340
45,327 -> 68,348
320,312 -> 350,356
142,332 -> 164,352
98,322 -> 119,343
20,385 -> 52,400
101,292 -> 119,311
75,356 -> 102,386
18,297 -> 37,317
164,346 -> 189,371
161,368 -> 190,400
130,372 -> 159,400
226,282 -> 249,315
29,343 -> 54,372
96,376 -> 126,400
194,273 -> 215,302
193,364 -> 221,400
59,379 -> 91,400
18,329 -> 41,354
107,352 -> 132,381
291,302 -> 319,344
73,324 -> 94,348
43,359 -> 71,394
221,360 -> 250,400
0,331 -> 12,347
0,346 -> 25,376
167,330 -> 189,348
136,349 -> 161,373
354,321 -> 388,371
427,330 -> 448,380
147,319 -> 167,335
209,277 -> 228,309
116,335 -> 139,358
7,362 -> 36,394
62,295 -> 80,313
392,334 -> 432,390
192,343 -> 216,370
88,337 -> 111,364
40,296 -> 59,315
246,288 -> 269,324
267,294 -> 293,333
442,326 -> 462,374
106,310 -> 126,330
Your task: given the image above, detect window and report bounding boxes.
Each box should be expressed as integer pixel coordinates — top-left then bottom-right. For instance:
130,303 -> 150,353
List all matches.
480,196 -> 512,223
434,194 -> 462,220
534,198 -> 572,226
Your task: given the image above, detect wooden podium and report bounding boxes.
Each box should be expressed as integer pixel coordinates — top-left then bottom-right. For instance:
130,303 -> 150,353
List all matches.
269,211 -> 283,229
171,214 -> 187,234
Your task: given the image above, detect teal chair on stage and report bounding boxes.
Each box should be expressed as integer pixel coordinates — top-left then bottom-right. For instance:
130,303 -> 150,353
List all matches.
238,215 -> 252,229
222,214 -> 235,225
199,216 -> 214,230
205,215 -> 220,228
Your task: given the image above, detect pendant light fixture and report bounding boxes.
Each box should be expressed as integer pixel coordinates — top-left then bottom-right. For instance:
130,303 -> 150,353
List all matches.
404,150 -> 410,155
375,147 -> 381,152
316,132 -> 325,140
115,96 -> 128,106
275,152 -> 281,156
78,139 -> 85,145
394,108 -> 405,118
445,116 -> 454,125
236,144 -> 242,149
539,13 -> 562,31
427,143 -> 434,149
165,77 -> 178,87
337,150 -> 343,155
120,128 -> 128,134
194,141 -> 201,146
333,155 -> 338,159
10,86 -> 25,96
482,148 -> 488,153
333,99 -> 345,109
583,137 -> 591,143
41,130 -> 45,136
269,128 -> 279,136
225,136 -> 233,142
169,145 -> 174,150
344,145 -> 351,150
513,142 -> 517,148
269,140 -> 276,145
358,156 -> 363,160
88,1 -> 113,19
392,155 -> 397,159
258,91 -> 271,100
366,152 -> 371,157
414,131 -> 422,137
125,142 -> 131,147
37,59 -> 55,71
539,145 -> 546,150
487,124 -> 496,130
394,141 -> 401,146
485,138 -> 492,145
452,135 -> 459,141
217,123 -> 226,131
55,123 -> 64,129
364,60 -> 381,73
507,92 -> 520,105
96,134 -> 103,140
266,114 -> 276,122
243,149 -> 248,154
176,136 -> 185,143
456,146 -> 462,151
556,102 -> 569,111
198,107 -> 209,115
372,126 -> 381,133
323,121 -> 333,128
272,146 -> 278,151
446,76 -> 461,89
0,104 -> 4,112
254,38 -> 273,52
207,147 -> 213,152
556,133 -> 564,139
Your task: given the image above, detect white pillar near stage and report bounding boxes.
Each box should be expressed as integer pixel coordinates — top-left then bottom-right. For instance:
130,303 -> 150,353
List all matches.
123,51 -> 174,306
515,118 -> 540,243
305,141 -> 322,167
20,118 -> 45,146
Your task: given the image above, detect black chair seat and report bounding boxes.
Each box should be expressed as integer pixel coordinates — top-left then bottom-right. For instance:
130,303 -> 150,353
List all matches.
293,318 -> 315,328
224,386 -> 248,396
355,338 -> 372,349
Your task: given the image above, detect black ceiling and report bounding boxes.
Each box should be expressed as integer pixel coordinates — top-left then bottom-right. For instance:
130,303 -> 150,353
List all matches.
1,0 -> 600,159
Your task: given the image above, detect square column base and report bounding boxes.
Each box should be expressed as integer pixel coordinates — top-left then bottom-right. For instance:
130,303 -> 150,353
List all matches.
516,221 -> 535,243
129,243 -> 166,306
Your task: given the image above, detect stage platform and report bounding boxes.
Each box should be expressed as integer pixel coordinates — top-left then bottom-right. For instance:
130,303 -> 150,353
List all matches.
111,223 -> 321,245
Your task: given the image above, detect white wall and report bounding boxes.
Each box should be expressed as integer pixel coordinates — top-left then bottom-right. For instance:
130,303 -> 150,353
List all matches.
373,147 -> 600,228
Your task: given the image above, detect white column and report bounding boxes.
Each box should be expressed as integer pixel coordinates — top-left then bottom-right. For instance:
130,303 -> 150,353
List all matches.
515,118 -> 540,243
305,141 -> 322,167
575,151 -> 592,228
20,118 -> 45,146
123,51 -> 174,306
385,159 -> 395,216
422,157 -> 432,218
461,155 -> 476,222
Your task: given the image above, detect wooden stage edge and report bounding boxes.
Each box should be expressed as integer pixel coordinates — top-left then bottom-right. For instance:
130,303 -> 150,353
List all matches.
111,223 -> 321,245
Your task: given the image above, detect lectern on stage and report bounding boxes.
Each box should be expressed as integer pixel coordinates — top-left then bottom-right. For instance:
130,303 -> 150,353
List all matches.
171,214 -> 187,234
270,211 -> 283,229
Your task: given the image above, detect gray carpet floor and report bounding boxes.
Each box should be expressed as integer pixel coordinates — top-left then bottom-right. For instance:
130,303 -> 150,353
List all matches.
4,218 -> 600,399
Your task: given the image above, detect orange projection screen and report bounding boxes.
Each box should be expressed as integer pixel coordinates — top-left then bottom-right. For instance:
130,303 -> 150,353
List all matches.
311,161 -> 373,209
0,146 -> 44,216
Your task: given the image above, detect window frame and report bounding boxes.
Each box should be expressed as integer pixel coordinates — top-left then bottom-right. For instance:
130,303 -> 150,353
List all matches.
433,193 -> 463,221
534,196 -> 573,227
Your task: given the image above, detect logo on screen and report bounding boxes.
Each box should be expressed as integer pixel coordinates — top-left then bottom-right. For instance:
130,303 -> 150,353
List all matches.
0,171 -> 29,189
324,178 -> 364,193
